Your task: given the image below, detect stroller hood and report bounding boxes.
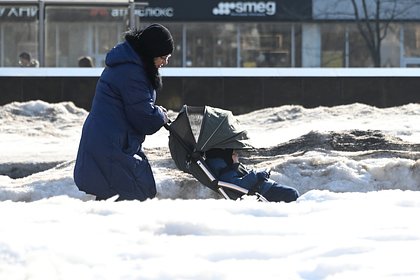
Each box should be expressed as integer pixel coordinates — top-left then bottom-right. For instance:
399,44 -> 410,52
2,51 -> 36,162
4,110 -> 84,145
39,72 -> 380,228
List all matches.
168,105 -> 252,173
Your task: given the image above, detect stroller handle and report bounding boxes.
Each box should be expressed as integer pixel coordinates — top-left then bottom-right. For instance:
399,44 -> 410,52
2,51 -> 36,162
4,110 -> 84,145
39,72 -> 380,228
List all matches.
163,119 -> 172,131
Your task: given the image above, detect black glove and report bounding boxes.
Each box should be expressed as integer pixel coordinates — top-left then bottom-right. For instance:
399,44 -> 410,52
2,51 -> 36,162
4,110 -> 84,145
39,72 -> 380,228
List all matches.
256,171 -> 270,181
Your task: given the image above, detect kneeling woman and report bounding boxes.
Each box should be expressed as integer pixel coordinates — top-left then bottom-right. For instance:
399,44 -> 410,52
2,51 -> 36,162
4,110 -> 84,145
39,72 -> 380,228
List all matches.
74,24 -> 173,201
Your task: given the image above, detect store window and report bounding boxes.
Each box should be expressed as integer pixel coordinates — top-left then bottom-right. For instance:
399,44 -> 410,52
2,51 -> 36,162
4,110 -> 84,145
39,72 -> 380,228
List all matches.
0,5 -> 38,67
241,23 -> 295,67
402,23 -> 420,67
379,23 -> 400,67
320,24 -> 345,67
348,24 -> 374,67
134,22 -> 300,68
404,23 -> 420,57
184,23 -> 238,67
139,22 -> 239,67
45,6 -> 128,67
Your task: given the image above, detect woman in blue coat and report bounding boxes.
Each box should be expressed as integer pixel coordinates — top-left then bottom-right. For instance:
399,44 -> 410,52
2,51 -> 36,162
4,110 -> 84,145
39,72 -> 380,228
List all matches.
74,24 -> 174,201
205,149 -> 299,202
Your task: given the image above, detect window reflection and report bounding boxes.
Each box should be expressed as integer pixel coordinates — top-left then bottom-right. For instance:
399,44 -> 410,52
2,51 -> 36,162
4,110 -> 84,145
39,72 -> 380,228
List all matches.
320,24 -> 345,67
0,5 -> 38,67
143,22 -> 297,67
45,6 -> 127,67
348,25 -> 373,67
404,23 -> 420,57
241,23 -> 294,67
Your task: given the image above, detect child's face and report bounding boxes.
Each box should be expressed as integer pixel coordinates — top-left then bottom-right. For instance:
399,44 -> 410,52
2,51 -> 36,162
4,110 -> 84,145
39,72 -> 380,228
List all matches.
232,150 -> 239,163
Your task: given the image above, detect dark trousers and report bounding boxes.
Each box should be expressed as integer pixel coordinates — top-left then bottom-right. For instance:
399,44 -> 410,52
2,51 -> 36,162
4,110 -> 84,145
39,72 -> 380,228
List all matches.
263,184 -> 299,203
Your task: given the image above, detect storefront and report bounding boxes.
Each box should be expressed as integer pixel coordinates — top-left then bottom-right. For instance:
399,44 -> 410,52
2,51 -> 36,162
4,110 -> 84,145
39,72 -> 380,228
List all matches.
1,0 -> 420,67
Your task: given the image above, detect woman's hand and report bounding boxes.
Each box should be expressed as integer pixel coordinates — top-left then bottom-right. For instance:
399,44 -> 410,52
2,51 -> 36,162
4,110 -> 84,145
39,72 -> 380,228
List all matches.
157,105 -> 169,124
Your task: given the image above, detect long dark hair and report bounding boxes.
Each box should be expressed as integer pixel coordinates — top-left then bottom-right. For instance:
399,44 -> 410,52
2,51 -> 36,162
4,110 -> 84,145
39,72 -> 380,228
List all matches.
125,30 -> 163,91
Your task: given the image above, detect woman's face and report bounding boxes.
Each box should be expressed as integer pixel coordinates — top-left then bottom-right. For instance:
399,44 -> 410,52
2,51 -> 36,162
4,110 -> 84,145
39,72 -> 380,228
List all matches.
154,54 -> 171,68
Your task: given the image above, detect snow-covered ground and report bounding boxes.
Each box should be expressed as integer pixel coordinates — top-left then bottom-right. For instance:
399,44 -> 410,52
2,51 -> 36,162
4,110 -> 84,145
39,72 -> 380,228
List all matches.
1,100 -> 420,279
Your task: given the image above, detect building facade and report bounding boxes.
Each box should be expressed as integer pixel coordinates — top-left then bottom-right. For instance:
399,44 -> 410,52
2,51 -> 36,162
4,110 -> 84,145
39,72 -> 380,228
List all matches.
1,0 -> 420,67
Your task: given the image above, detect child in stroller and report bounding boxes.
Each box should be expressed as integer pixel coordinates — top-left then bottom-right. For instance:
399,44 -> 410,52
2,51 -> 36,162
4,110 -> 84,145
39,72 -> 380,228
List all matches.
205,148 -> 299,203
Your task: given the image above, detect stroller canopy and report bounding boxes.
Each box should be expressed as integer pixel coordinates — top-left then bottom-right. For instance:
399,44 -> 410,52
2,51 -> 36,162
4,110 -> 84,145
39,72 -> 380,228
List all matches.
168,105 -> 252,173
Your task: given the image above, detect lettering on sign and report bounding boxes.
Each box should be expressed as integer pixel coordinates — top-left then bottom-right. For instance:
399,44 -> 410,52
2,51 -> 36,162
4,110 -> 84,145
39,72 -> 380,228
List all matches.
136,7 -> 174,17
213,1 -> 276,16
111,9 -> 127,17
111,7 -> 174,18
0,7 -> 38,18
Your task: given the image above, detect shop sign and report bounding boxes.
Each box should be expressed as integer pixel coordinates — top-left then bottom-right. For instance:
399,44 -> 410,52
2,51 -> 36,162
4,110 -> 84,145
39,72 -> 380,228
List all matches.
0,6 -> 38,20
212,2 -> 277,17
136,7 -> 174,17
133,0 -> 311,22
111,7 -> 174,18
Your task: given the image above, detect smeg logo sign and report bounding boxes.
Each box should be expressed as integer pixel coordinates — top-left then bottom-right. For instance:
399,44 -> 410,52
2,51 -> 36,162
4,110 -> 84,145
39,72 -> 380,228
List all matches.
212,1 -> 276,16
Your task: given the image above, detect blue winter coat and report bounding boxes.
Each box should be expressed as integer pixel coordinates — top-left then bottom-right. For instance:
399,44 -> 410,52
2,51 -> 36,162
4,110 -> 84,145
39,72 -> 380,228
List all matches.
73,41 -> 166,201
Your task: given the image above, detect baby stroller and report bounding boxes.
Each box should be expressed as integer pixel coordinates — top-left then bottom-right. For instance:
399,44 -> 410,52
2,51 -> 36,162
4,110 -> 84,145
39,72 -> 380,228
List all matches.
165,105 -> 268,202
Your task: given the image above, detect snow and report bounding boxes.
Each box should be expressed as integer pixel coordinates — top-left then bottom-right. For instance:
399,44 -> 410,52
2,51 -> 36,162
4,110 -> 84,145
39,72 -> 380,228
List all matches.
1,100 -> 420,279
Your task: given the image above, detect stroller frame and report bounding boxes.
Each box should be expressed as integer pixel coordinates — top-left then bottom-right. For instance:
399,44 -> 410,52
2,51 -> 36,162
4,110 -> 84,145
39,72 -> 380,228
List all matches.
195,157 -> 268,202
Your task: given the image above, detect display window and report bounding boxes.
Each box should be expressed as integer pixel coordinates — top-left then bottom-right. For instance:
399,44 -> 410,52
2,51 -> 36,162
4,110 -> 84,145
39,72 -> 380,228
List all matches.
45,5 -> 127,67
0,5 -> 38,67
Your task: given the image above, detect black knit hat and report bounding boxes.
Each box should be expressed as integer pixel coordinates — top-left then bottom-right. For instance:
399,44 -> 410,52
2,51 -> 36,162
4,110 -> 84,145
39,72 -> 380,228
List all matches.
125,23 -> 174,58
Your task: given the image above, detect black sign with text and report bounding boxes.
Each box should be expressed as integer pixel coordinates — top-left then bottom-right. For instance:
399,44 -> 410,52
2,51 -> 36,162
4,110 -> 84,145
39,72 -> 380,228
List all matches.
0,1 -> 312,23
134,0 -> 312,21
0,6 -> 38,21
